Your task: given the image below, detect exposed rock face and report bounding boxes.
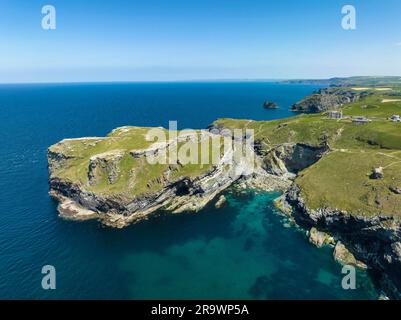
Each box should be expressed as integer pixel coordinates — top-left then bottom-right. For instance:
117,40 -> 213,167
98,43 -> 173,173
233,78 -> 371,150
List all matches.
50,169 -> 233,228
88,151 -> 124,185
286,184 -> 401,299
215,195 -> 227,209
47,150 -> 75,172
48,130 -> 289,228
333,241 -> 367,269
390,186 -> 401,195
371,167 -> 384,180
261,143 -> 327,176
273,194 -> 293,217
291,88 -> 371,113
53,161 -> 235,228
48,133 -> 325,228
48,123 -> 401,298
263,101 -> 279,109
308,227 -> 335,248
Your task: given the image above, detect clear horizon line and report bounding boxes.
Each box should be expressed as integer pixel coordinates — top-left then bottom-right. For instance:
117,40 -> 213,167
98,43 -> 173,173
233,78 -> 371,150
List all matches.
0,77 -> 341,86
0,78 -> 286,85
0,75 -> 399,85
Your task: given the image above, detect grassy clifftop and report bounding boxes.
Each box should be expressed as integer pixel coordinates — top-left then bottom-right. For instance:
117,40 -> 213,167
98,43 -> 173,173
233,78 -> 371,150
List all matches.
213,88 -> 401,217
49,85 -> 401,218
48,126 -> 220,199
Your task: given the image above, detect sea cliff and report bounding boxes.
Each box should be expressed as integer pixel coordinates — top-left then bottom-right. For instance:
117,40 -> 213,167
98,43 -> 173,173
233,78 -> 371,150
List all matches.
48,82 -> 401,298
285,184 -> 401,299
291,88 -> 371,113
48,127 -> 289,227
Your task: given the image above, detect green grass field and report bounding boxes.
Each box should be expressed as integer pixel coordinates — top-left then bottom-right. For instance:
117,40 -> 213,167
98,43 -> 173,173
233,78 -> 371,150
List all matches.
213,88 -> 401,217
49,127 -> 226,198
50,86 -> 401,216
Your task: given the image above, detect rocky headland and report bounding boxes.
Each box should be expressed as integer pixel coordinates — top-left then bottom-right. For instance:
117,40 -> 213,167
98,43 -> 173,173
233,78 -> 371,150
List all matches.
48,127 -> 290,228
285,184 -> 401,299
291,88 -> 371,113
48,81 -> 401,299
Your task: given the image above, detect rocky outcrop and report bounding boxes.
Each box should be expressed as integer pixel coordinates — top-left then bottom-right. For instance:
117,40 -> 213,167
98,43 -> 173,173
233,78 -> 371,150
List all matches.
48,123 -> 401,298
261,143 -> 327,176
308,227 -> 335,248
291,88 -> 371,113
263,101 -> 279,109
47,150 -> 76,172
215,195 -> 227,209
390,186 -> 401,195
286,184 -> 401,299
88,151 -> 124,185
370,167 -> 384,180
50,169 -> 234,228
333,241 -> 367,269
48,130 -> 283,228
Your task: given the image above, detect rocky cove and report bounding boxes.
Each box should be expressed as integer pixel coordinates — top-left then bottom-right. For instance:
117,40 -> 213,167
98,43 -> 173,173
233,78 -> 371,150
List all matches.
48,122 -> 401,299
47,77 -> 401,300
284,184 -> 401,299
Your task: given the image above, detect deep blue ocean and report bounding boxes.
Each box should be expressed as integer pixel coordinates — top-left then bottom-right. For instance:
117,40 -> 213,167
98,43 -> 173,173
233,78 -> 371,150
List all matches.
0,82 -> 378,299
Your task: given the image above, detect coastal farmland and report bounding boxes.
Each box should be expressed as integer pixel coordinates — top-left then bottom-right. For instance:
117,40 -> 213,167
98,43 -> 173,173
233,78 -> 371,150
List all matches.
214,88 -> 401,218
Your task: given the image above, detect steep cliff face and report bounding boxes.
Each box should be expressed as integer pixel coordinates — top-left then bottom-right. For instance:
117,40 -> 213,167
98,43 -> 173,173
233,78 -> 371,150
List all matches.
206,105 -> 401,298
48,118 -> 401,297
291,88 -> 371,113
286,184 -> 401,299
261,143 -> 327,176
47,149 -> 76,172
49,166 -> 239,228
88,151 -> 124,185
48,128 -> 267,227
256,139 -> 401,298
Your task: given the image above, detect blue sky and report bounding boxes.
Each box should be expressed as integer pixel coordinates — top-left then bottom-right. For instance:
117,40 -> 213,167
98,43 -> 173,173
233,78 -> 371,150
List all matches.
0,0 -> 400,82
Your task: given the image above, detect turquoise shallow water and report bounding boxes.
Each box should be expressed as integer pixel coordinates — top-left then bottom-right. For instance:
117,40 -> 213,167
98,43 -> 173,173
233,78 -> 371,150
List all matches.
120,190 -> 377,299
0,82 -> 378,299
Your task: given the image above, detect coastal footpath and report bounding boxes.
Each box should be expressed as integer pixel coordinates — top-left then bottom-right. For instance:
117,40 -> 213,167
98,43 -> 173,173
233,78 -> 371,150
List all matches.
48,80 -> 401,299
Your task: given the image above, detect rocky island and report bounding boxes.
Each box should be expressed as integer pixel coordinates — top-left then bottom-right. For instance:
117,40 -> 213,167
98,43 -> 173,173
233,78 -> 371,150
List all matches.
263,101 -> 279,109
48,79 -> 401,299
